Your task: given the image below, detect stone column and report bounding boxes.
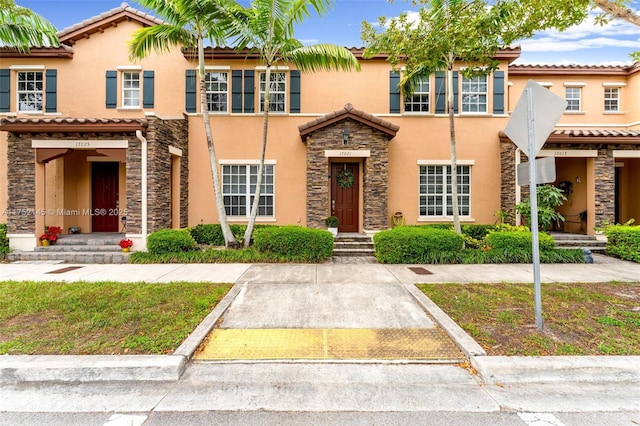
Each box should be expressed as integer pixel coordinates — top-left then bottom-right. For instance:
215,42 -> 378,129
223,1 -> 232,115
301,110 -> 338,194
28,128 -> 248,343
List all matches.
594,147 -> 615,228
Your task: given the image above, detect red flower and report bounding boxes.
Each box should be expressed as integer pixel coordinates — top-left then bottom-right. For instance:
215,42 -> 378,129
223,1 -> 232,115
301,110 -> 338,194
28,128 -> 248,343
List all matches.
119,239 -> 133,249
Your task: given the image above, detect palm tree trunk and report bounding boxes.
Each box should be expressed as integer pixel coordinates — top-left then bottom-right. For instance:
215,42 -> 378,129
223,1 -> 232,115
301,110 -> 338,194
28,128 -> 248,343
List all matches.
198,35 -> 237,248
243,64 -> 271,247
447,62 -> 462,235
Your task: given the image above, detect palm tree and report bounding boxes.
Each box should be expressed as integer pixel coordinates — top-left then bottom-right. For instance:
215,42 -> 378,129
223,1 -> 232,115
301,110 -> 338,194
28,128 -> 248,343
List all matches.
129,0 -> 241,247
229,0 -> 361,247
0,0 -> 59,52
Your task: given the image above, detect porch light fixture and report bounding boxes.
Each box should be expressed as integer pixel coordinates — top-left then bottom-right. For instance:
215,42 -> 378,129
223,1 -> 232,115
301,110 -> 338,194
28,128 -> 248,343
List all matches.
342,129 -> 349,145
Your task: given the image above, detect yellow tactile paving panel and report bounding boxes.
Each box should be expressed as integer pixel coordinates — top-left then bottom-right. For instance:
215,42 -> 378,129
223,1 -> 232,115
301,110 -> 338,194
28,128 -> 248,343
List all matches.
195,328 -> 464,361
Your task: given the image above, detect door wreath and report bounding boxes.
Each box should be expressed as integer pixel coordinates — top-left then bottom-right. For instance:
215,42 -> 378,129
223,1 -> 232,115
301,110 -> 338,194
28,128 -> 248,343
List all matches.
336,168 -> 355,189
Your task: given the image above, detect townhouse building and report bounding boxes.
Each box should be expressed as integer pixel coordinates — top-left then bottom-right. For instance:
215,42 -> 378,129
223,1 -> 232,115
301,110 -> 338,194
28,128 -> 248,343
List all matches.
1,3 -> 638,251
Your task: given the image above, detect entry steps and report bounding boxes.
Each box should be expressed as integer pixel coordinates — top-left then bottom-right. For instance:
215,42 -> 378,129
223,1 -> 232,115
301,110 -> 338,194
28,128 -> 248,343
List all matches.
332,234 -> 375,258
549,232 -> 607,252
7,234 -> 129,264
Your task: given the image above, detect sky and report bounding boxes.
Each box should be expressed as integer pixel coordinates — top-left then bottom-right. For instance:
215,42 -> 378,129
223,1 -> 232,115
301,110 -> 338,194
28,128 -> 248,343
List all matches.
17,0 -> 640,66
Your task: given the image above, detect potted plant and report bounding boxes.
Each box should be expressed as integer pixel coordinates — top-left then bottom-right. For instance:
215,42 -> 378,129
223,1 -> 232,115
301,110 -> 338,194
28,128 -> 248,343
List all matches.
119,238 -> 133,253
325,216 -> 339,237
40,226 -> 62,246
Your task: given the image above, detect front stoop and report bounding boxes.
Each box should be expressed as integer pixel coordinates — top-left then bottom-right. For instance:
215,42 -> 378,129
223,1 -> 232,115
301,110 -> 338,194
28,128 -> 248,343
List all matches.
6,234 -> 130,264
333,234 -> 375,258
549,232 -> 607,252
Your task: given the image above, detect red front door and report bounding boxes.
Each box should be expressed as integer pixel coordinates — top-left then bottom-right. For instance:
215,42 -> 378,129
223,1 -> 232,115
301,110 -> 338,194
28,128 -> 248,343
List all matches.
331,163 -> 359,233
91,162 -> 119,232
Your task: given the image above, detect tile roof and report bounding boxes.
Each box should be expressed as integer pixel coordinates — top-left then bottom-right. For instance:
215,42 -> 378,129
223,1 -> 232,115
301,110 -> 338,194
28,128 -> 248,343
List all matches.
508,63 -> 638,76
57,2 -> 163,44
0,117 -> 147,133
299,103 -> 399,142
500,128 -> 640,144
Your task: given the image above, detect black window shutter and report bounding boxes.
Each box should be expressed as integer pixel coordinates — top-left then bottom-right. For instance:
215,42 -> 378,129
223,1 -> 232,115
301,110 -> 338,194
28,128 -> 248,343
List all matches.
231,70 -> 242,113
143,70 -> 154,108
452,71 -> 459,114
0,69 -> 11,112
493,70 -> 505,114
105,70 -> 117,109
45,69 -> 57,113
243,70 -> 254,113
389,71 -> 400,113
185,69 -> 196,113
435,71 -> 446,114
290,70 -> 301,113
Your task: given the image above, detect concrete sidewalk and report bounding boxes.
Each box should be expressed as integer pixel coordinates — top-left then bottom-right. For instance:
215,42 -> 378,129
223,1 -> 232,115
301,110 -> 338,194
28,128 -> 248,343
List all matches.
1,254 -> 640,387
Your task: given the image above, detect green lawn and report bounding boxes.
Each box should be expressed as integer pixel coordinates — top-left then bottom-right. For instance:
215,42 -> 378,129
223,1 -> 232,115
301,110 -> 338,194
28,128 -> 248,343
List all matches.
419,282 -> 640,356
0,281 -> 232,355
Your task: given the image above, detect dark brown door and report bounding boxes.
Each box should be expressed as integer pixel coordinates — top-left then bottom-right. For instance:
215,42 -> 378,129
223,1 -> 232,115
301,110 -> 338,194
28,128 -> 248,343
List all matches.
331,163 -> 359,233
92,162 -> 119,232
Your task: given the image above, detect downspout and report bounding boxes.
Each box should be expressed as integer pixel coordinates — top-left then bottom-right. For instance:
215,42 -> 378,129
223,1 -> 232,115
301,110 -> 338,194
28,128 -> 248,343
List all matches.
136,130 -> 148,250
515,148 -> 521,225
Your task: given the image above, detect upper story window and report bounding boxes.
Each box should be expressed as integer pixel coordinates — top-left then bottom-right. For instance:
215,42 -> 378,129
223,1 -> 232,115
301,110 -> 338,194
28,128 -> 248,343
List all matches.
604,87 -> 620,112
565,87 -> 581,111
259,71 -> 286,113
205,71 -> 228,113
461,75 -> 487,113
122,72 -> 140,108
404,78 -> 430,112
17,71 -> 44,112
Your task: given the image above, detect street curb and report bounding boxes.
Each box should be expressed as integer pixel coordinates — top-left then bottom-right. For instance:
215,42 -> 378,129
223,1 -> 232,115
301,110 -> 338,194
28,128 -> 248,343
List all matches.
403,283 -> 486,358
471,355 -> 640,384
0,284 -> 242,383
0,355 -> 186,382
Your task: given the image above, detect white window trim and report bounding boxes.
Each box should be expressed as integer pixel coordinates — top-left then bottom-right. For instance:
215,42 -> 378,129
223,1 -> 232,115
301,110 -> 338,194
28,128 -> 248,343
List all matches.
16,69 -> 44,113
536,81 -> 553,87
563,82 -> 587,87
418,162 -> 473,220
258,71 -> 287,114
403,77 -> 431,114
221,162 -> 276,219
564,86 -> 582,113
205,65 -> 231,70
116,65 -> 142,71
205,70 -> 230,114
602,82 -> 626,87
9,65 -> 45,70
604,86 -> 621,113
121,71 -> 141,109
460,74 -> 488,114
255,65 -> 290,71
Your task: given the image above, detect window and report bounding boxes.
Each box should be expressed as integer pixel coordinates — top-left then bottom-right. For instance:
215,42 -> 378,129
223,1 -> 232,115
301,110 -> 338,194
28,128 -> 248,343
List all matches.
17,71 -> 43,112
565,87 -> 581,111
604,87 -> 619,112
419,165 -> 470,217
404,78 -> 430,112
205,71 -> 228,112
461,75 -> 487,113
222,164 -> 274,217
122,72 -> 140,108
259,72 -> 286,112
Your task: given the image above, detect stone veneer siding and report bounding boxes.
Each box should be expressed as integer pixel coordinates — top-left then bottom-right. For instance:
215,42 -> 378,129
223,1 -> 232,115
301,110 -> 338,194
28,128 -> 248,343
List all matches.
144,116 -> 189,232
306,118 -> 389,231
500,140 -> 636,228
6,133 -> 36,233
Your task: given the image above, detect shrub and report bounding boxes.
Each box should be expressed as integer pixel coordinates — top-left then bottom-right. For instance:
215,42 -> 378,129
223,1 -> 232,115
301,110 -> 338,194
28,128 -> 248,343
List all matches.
461,224 -> 495,240
325,216 -> 339,227
485,231 -> 555,252
516,184 -> 566,230
0,223 -> 9,256
190,224 -> 224,245
605,224 -> 640,263
374,226 -> 464,264
147,229 -> 197,255
253,226 -> 333,262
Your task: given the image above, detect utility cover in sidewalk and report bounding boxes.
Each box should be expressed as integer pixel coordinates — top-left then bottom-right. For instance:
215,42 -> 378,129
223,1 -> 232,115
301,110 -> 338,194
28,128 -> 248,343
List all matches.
195,328 -> 464,361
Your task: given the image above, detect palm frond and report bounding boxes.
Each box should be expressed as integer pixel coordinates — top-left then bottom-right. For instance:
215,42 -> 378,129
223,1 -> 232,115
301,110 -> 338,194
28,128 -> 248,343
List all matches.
284,44 -> 361,72
0,7 -> 59,52
129,24 -> 195,60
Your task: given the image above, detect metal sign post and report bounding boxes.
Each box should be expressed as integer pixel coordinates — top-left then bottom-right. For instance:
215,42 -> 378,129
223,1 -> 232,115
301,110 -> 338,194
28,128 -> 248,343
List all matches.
526,86 -> 544,331
504,80 -> 567,332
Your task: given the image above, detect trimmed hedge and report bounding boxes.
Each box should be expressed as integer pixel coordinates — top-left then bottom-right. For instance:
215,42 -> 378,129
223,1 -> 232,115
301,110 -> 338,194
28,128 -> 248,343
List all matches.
253,226 -> 333,262
189,223 -> 272,245
485,231 -> 555,252
606,225 -> 640,263
147,229 -> 197,255
0,223 -> 9,256
374,226 -> 464,264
